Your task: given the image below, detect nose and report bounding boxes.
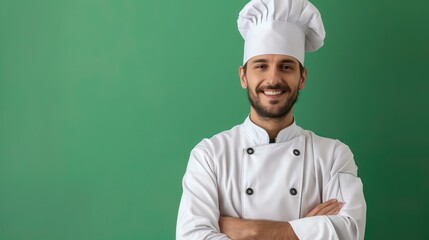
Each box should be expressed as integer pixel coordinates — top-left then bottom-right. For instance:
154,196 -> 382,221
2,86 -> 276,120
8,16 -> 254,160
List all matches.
266,67 -> 282,85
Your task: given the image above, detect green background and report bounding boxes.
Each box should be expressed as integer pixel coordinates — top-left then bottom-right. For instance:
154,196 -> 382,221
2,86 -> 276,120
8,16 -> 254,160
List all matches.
1,0 -> 428,239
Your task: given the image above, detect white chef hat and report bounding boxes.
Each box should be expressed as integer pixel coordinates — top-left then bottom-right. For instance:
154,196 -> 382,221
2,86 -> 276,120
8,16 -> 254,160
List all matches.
238,0 -> 326,65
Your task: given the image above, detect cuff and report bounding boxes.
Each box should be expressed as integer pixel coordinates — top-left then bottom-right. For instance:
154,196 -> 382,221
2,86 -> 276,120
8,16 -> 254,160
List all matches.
289,216 -> 339,240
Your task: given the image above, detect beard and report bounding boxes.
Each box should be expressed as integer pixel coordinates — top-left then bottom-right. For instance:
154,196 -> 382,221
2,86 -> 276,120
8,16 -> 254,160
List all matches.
247,82 -> 300,119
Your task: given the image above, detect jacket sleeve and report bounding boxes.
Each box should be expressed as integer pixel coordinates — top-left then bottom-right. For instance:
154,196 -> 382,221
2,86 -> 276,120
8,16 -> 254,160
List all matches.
176,145 -> 230,240
289,141 -> 367,240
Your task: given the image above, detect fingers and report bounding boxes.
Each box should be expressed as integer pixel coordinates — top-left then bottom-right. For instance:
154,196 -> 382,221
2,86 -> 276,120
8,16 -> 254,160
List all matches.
319,201 -> 343,215
306,199 -> 336,217
305,199 -> 344,217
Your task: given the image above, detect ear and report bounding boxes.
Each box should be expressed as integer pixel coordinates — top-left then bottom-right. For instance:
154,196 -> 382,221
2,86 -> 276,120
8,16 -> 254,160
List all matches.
239,66 -> 247,89
299,68 -> 307,90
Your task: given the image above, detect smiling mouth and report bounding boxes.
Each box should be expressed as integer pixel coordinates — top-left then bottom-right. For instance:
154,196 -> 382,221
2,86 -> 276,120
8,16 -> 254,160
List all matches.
263,90 -> 284,96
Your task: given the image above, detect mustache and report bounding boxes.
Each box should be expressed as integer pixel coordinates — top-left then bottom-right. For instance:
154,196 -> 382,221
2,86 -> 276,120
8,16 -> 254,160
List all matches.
256,84 -> 291,92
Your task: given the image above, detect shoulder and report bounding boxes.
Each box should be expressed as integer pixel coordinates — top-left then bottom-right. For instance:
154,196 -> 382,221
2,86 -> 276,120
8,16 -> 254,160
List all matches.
193,123 -> 244,153
186,123 -> 244,171
306,131 -> 353,155
302,129 -> 357,174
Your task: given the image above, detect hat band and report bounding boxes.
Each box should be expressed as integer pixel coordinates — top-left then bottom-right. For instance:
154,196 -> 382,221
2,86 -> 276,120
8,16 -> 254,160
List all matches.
243,21 -> 305,65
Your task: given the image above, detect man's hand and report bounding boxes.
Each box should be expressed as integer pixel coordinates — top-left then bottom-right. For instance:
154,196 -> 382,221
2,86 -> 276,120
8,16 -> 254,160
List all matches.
305,199 -> 344,217
219,217 -> 298,240
219,199 -> 343,239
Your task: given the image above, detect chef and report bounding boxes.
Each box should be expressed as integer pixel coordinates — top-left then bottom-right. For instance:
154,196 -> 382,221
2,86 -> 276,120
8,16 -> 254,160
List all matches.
176,0 -> 366,239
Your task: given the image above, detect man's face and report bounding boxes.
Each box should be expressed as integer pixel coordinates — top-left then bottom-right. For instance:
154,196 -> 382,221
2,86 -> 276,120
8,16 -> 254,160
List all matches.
239,54 -> 306,119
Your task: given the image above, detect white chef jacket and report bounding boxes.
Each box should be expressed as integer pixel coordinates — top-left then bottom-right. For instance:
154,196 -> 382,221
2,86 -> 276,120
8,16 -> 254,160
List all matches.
176,117 -> 366,240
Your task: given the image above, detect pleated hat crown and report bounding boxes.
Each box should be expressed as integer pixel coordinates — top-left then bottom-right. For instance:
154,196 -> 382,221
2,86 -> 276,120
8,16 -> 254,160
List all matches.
238,0 -> 325,65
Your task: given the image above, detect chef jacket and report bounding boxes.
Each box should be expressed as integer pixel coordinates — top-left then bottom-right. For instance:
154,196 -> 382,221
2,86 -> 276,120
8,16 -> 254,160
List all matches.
176,117 -> 366,239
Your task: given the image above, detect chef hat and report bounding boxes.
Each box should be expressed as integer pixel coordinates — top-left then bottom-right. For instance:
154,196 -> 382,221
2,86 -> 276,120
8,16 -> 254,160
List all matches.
238,0 -> 326,65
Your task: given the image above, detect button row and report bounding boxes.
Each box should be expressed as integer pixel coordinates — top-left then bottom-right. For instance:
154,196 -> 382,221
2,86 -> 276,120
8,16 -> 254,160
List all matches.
246,147 -> 300,156
245,187 -> 298,196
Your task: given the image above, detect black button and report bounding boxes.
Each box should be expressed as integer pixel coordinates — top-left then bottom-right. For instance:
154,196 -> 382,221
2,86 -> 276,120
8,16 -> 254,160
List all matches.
293,149 -> 300,156
247,148 -> 254,154
246,188 -> 254,195
290,188 -> 297,196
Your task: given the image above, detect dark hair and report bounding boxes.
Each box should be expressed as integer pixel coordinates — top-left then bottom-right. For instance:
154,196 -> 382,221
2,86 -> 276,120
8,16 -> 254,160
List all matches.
242,61 -> 305,76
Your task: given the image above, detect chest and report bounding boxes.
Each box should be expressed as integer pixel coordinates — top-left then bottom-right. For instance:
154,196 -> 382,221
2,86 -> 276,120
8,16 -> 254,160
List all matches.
216,136 -> 323,221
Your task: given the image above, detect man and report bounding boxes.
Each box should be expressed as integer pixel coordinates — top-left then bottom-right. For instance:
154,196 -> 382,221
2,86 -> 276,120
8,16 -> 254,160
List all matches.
176,0 -> 366,239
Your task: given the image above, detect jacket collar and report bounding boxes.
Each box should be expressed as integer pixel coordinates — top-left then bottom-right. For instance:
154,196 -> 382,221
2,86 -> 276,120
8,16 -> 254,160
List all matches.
243,115 -> 302,145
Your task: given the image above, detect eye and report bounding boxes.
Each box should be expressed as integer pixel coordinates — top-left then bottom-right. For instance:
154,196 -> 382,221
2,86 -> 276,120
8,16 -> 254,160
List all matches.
254,64 -> 268,70
280,64 -> 294,71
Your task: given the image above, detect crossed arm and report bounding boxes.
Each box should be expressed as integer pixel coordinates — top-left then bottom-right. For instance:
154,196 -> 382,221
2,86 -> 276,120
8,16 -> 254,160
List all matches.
177,144 -> 366,239
219,199 -> 344,240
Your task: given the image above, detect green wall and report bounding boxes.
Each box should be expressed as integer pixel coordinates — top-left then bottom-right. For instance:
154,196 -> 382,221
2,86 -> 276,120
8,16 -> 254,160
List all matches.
1,0 -> 428,239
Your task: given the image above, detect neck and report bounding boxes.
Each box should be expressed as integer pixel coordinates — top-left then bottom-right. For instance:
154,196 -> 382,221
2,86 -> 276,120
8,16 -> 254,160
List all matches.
249,109 -> 294,140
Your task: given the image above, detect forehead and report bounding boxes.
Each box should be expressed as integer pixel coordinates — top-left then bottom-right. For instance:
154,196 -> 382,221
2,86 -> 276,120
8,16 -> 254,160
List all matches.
247,54 -> 299,65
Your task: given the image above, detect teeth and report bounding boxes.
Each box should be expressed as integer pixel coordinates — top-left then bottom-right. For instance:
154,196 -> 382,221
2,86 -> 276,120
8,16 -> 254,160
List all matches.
264,90 -> 283,96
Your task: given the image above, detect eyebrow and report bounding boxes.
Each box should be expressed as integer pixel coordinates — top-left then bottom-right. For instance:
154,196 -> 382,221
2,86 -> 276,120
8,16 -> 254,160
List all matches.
279,59 -> 297,64
250,58 -> 298,65
250,59 -> 269,63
